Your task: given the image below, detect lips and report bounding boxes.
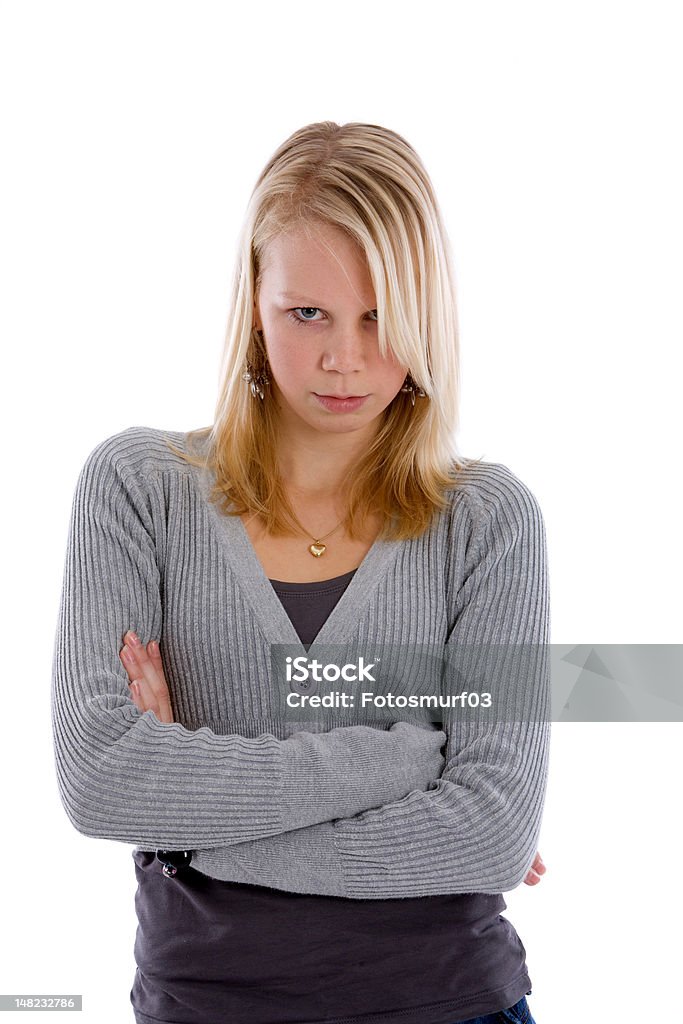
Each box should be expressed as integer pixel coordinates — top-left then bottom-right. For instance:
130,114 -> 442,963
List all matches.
313,393 -> 370,413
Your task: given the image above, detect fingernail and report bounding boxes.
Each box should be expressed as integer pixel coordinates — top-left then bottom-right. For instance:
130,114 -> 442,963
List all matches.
150,641 -> 159,655
129,632 -> 140,646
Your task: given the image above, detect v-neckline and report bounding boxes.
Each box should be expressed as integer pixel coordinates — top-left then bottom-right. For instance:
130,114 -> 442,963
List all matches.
194,459 -> 405,658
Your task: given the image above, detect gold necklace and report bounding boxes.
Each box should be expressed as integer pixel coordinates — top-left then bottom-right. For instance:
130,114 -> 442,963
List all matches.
289,510 -> 345,557
246,509 -> 345,558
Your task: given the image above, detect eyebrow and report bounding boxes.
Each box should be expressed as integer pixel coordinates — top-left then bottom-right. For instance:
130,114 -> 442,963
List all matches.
277,292 -> 376,308
277,292 -> 322,304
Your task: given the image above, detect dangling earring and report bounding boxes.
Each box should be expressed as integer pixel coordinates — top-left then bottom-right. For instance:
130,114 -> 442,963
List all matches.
242,362 -> 270,400
242,329 -> 271,400
400,372 -> 427,407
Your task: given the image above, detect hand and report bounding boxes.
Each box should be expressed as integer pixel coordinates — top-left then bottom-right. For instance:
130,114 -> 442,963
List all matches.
523,851 -> 546,886
119,630 -> 175,724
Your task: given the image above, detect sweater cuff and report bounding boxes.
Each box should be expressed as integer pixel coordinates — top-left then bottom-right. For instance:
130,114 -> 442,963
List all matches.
191,820 -> 348,897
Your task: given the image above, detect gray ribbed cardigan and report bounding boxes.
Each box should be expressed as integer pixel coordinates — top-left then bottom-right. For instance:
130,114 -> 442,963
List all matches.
50,426 -> 551,900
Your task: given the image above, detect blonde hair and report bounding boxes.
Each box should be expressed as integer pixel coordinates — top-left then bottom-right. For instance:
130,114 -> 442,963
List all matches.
170,120 -> 482,541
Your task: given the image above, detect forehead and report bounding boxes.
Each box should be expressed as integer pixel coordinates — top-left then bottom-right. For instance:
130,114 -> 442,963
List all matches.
260,226 -> 376,305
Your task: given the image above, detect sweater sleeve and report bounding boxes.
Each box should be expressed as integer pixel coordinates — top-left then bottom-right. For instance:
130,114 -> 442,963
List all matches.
50,435 -> 446,850
190,466 -> 551,898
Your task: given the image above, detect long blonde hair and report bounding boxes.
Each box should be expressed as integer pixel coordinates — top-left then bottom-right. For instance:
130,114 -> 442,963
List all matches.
170,120 -> 481,541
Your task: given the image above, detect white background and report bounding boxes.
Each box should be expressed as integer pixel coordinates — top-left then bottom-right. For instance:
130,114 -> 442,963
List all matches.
1,1 -> 681,1021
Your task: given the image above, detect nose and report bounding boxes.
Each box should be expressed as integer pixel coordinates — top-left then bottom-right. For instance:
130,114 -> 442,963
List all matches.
320,328 -> 367,374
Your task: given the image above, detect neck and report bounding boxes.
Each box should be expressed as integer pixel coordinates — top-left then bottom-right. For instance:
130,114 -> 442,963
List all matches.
275,419 -> 378,499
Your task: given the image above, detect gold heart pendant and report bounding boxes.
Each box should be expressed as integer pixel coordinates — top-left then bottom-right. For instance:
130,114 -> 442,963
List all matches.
309,542 -> 326,557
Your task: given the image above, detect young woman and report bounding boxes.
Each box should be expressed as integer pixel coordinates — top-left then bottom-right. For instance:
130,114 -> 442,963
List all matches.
52,121 -> 549,1024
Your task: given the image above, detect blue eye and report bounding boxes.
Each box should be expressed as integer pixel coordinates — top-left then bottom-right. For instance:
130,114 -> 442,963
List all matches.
288,308 -> 322,326
286,308 -> 378,327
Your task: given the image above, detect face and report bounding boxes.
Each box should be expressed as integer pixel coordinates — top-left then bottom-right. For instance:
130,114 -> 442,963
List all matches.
253,222 -> 408,441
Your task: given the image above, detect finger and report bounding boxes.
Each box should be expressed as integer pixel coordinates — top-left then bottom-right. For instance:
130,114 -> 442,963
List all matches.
129,679 -> 149,713
148,639 -> 164,668
121,632 -> 146,683
122,632 -> 173,723
121,645 -> 161,700
130,677 -> 163,722
132,676 -> 174,724
120,646 -> 138,684
143,641 -> 173,723
124,633 -> 167,698
524,870 -> 541,885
